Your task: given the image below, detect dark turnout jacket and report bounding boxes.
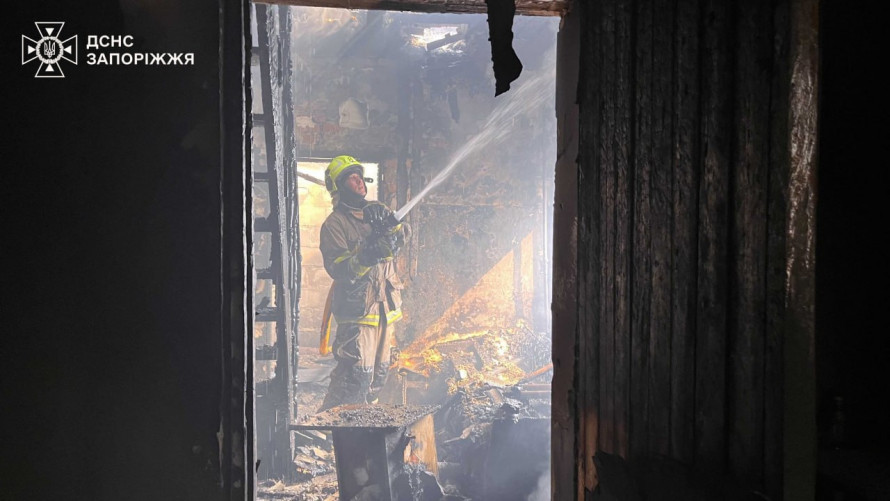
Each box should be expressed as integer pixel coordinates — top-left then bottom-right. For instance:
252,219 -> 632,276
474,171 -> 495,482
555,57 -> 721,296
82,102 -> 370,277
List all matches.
319,203 -> 405,326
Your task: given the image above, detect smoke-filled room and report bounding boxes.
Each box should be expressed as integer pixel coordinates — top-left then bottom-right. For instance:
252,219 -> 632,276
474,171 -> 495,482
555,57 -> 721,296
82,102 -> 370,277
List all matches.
251,5 -> 557,499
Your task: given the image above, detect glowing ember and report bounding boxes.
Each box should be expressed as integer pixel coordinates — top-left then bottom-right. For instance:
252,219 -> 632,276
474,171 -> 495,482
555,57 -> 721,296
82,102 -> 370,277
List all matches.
393,321 -> 539,394
422,349 -> 443,365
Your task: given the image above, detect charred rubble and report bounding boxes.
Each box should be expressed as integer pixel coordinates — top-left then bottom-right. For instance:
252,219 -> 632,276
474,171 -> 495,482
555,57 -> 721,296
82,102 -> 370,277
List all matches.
260,323 -> 552,501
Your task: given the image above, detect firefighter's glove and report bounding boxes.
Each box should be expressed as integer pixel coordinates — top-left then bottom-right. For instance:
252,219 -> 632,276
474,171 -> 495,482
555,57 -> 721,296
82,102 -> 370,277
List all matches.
381,230 -> 403,257
363,202 -> 399,236
376,232 -> 400,259
357,238 -> 393,266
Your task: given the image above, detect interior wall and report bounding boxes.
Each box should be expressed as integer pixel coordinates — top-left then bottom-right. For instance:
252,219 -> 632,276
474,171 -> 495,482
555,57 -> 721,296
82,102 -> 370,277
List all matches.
553,0 -> 817,498
578,0 -> 788,486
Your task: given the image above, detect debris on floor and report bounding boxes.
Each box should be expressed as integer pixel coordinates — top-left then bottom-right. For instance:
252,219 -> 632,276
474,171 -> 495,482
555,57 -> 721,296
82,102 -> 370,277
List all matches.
260,324 -> 552,500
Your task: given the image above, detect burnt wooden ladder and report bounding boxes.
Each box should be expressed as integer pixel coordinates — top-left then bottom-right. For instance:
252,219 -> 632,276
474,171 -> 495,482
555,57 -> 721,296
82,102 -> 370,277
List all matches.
251,2 -> 300,481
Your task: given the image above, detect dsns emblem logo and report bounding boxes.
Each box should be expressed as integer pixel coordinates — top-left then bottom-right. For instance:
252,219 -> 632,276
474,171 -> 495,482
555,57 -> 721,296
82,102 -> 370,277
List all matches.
22,22 -> 78,78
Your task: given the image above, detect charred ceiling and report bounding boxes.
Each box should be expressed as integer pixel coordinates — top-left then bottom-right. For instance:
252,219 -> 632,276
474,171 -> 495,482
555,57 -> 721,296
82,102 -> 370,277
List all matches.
259,0 -> 568,17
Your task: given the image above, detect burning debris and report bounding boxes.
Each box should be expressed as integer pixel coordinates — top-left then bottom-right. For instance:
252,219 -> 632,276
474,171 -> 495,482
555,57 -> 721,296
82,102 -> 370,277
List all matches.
293,442 -> 336,480
271,321 -> 552,500
258,476 -> 338,501
383,321 -> 551,407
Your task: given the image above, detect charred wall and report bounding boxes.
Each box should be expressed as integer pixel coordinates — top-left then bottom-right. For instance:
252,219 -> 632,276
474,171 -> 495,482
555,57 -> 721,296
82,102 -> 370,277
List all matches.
289,9 -> 405,158
554,0 -> 817,499
402,41 -> 558,345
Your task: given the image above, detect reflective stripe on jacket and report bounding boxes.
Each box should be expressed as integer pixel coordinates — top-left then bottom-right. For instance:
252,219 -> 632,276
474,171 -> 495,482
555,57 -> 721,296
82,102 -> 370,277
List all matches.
319,203 -> 405,325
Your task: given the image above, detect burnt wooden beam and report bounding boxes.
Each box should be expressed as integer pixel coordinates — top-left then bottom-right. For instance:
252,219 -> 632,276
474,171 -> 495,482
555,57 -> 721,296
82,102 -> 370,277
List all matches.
256,344 -> 279,360
220,0 -> 253,496
336,9 -> 385,59
254,215 -> 276,232
765,0 -> 790,496
784,0 -> 819,496
577,0 -> 602,489
694,0 -> 731,473
252,0 -> 568,16
669,0 -> 699,466
611,0 -> 632,461
426,32 -> 464,51
646,0 -> 673,458
550,6 -> 579,501
629,0 -> 653,460
589,0 -> 613,461
296,170 -> 325,186
727,0 -> 772,487
513,238 -> 523,317
255,3 -> 299,481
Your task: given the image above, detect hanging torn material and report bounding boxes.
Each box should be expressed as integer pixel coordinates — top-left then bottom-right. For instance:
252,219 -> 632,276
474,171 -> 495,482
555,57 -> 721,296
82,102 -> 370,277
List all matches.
485,0 -> 523,95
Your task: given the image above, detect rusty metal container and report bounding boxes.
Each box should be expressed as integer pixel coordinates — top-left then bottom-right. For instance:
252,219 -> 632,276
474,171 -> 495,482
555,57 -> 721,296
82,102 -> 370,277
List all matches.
292,404 -> 440,500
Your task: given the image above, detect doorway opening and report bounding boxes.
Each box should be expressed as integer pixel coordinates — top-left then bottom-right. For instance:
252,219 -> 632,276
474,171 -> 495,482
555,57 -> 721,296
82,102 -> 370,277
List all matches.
250,4 -> 559,499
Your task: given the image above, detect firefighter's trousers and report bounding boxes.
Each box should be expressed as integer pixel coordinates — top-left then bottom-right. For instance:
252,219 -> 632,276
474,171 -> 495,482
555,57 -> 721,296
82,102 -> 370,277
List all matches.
320,302 -> 393,411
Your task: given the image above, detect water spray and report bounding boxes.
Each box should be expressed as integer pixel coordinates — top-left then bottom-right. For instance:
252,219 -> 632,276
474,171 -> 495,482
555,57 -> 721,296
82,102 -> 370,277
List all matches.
392,73 -> 553,222
366,73 -> 552,238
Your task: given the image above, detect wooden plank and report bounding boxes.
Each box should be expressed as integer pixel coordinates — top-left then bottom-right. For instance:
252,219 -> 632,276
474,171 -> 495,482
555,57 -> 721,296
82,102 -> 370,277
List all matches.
612,0 -> 634,459
513,239 -> 523,317
550,7 -> 580,501
727,0 -> 770,488
575,0 -> 604,488
784,0 -> 819,496
406,70 -> 423,282
256,0 -> 568,16
629,0 -> 653,460
764,1 -> 790,496
396,61 -> 411,210
596,0 -> 617,457
221,0 -> 253,495
281,8 -> 302,424
255,5 -> 299,480
669,0 -> 700,466
646,0 -> 674,458
408,414 -> 439,476
694,0 -> 731,472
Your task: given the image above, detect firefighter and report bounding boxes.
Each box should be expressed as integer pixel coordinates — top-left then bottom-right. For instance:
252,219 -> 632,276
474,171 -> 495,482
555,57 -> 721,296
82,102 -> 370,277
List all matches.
317,155 -> 408,410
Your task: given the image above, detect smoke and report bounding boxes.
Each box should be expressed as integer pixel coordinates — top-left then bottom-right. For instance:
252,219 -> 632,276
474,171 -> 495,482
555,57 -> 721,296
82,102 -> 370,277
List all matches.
394,72 -> 555,221
526,465 -> 551,501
